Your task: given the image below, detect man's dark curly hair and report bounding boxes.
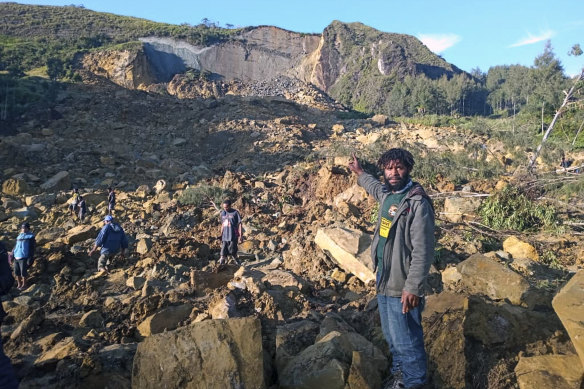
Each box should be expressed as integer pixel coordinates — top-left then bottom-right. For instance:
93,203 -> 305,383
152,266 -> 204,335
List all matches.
377,148 -> 415,170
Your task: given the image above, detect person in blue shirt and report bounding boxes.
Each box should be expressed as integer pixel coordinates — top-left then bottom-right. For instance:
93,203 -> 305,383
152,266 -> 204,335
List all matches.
11,222 -> 35,290
88,215 -> 128,274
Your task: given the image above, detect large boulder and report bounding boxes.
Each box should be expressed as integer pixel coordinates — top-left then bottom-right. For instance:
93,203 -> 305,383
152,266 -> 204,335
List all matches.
132,317 -> 264,389
515,354 -> 583,389
34,337 -> 81,369
276,320 -> 320,373
552,270 -> 584,368
64,225 -> 98,245
443,196 -> 483,223
314,227 -> 374,285
262,269 -> 309,293
279,330 -> 386,389
457,254 -> 529,305
10,206 -> 38,220
137,304 -> 192,337
40,171 -> 70,192
502,236 -> 539,261
2,178 -> 30,195
79,310 -> 104,328
36,227 -> 66,245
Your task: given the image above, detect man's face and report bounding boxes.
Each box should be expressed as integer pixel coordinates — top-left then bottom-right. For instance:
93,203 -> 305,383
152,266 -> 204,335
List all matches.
382,160 -> 411,191
222,203 -> 230,211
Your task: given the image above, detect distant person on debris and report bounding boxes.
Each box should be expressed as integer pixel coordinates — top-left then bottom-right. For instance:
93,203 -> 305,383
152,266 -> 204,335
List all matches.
11,222 -> 36,290
68,188 -> 81,216
218,199 -> 243,266
349,149 -> 435,389
88,215 -> 128,275
107,187 -> 116,215
77,196 -> 87,222
0,240 -> 18,388
560,156 -> 569,171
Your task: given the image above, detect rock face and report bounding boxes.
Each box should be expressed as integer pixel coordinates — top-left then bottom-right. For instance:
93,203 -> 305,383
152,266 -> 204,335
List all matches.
139,27 -> 320,83
314,227 -> 375,285
552,270 -> 584,368
132,317 -> 264,389
81,48 -> 158,89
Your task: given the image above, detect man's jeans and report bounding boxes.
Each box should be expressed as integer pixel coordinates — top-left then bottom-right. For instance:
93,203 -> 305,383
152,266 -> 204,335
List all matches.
377,294 -> 427,388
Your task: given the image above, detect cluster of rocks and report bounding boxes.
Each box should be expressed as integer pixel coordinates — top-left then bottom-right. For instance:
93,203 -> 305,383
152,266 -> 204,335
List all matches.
0,156 -> 582,388
2,71 -> 584,388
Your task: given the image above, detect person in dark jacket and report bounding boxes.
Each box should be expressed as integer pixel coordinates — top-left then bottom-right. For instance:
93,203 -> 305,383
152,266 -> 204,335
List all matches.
349,149 -> 434,389
107,187 -> 116,215
88,215 -> 128,274
0,241 -> 18,388
218,199 -> 243,266
77,196 -> 87,222
11,222 -> 36,290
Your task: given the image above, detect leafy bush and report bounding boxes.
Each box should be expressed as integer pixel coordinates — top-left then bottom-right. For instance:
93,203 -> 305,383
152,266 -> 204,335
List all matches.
479,186 -> 557,231
178,184 -> 232,207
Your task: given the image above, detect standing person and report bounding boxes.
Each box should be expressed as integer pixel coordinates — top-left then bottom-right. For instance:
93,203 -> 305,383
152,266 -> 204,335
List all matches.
68,188 -> 81,216
348,149 -> 434,389
107,187 -> 116,215
218,199 -> 243,266
11,222 -> 36,290
0,240 -> 18,388
77,196 -> 87,222
88,215 -> 128,275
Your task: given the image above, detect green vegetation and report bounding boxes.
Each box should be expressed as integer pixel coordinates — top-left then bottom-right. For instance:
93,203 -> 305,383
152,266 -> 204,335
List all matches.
178,184 -> 232,207
0,74 -> 61,126
479,186 -> 557,232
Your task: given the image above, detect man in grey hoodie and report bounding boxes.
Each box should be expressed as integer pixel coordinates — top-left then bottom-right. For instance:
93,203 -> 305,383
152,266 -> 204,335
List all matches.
348,148 -> 434,389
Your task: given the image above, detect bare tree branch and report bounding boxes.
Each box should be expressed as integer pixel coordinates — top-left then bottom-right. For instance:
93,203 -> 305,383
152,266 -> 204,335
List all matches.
529,68 -> 584,171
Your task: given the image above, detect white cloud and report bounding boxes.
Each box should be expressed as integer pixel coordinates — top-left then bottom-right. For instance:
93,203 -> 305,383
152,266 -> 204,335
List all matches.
509,30 -> 556,48
417,33 -> 461,53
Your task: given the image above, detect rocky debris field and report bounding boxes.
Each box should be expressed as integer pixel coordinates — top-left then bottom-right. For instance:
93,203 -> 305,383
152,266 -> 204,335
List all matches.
1,77 -> 584,388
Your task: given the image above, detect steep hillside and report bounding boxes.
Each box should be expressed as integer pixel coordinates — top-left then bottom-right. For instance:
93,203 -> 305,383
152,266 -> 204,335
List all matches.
295,21 -> 463,112
1,3 -> 464,116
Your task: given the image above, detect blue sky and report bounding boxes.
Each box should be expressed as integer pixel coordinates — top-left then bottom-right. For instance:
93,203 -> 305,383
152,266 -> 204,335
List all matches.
6,0 -> 584,76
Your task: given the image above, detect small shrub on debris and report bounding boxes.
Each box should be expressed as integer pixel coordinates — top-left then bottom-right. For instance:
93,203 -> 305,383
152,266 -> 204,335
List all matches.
479,185 -> 557,231
178,184 -> 231,207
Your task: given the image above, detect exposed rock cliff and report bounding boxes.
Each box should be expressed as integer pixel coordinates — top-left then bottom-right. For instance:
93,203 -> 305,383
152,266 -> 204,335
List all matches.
76,22 -> 462,113
139,26 -> 320,82
80,48 -> 158,89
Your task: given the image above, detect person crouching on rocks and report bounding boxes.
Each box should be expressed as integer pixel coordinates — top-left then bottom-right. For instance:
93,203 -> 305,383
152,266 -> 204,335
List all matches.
88,215 -> 128,275
11,222 -> 36,290
218,199 -> 243,266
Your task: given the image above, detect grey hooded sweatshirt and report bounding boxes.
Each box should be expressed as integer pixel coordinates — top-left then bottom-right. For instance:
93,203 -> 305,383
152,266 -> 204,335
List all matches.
358,173 -> 435,297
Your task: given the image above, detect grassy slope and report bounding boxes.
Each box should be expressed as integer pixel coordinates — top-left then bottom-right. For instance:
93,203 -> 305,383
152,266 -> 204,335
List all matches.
0,3 -> 241,70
